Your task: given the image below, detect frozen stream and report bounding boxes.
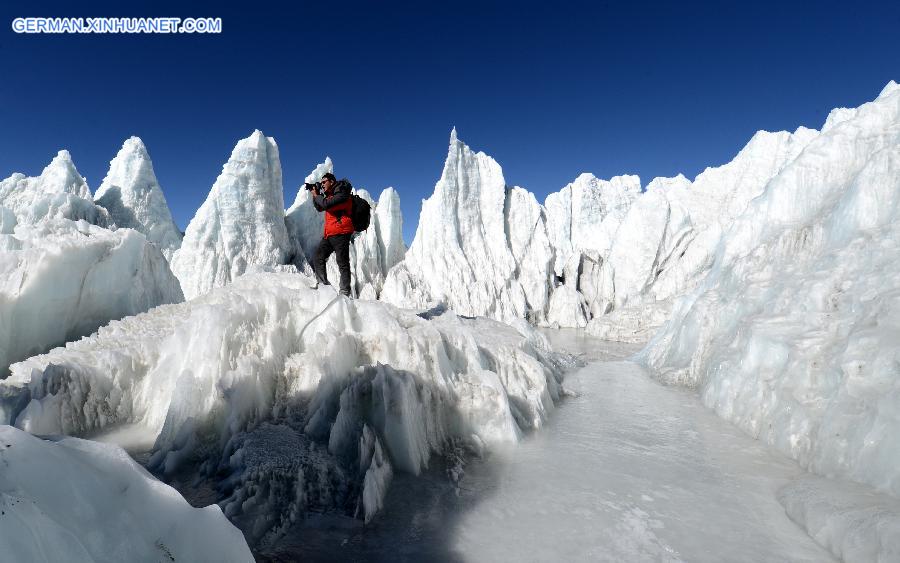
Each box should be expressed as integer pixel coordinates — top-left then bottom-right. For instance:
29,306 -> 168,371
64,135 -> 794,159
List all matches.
257,330 -> 833,562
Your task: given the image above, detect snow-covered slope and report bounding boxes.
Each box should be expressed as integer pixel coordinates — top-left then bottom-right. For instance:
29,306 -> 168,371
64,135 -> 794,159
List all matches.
0,273 -> 568,542
0,425 -> 252,562
94,137 -> 183,260
0,151 -> 111,228
382,129 -> 554,322
0,218 -> 183,378
170,130 -> 289,299
641,82 -> 900,499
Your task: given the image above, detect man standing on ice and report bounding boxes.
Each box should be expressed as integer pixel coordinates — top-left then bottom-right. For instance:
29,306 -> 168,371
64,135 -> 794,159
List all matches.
308,172 -> 354,297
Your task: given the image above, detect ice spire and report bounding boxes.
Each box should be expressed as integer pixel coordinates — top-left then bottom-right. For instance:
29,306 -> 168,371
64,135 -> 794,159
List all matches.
170,130 -> 289,299
95,136 -> 183,260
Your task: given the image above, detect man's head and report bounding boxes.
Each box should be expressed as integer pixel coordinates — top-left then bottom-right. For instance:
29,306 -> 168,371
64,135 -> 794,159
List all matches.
321,173 -> 337,191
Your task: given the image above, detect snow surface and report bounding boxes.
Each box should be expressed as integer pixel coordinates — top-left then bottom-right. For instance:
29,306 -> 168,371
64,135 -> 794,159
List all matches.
0,218 -> 182,378
640,83 -> 900,501
0,272 -> 568,543
0,150 -> 111,228
94,136 -> 183,260
0,425 -> 252,562
171,130 -> 290,299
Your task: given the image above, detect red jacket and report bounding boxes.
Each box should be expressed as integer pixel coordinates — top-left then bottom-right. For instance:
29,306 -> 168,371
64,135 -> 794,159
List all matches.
313,180 -> 355,237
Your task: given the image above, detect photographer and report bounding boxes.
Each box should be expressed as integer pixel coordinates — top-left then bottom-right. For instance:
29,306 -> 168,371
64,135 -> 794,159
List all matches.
306,172 -> 354,297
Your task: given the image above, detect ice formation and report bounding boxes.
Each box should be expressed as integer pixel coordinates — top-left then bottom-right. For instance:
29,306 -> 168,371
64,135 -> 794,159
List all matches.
379,122 -> 827,338
640,82 -> 900,502
94,137 -> 183,260
170,130 -> 289,299
0,425 -> 253,562
0,218 -> 183,378
0,273 -> 567,542
382,128 -> 555,322
0,150 -> 111,228
779,474 -> 900,562
544,172 -> 641,276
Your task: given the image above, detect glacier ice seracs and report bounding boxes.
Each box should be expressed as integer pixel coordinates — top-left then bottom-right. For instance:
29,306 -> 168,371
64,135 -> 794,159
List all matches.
382,128 -> 555,323
0,146 -> 183,379
94,136 -> 183,260
0,150 -> 112,228
640,81 -> 900,509
0,273 -> 568,542
380,122 -> 828,340
0,425 -> 253,562
170,130 -> 290,299
0,218 -> 183,378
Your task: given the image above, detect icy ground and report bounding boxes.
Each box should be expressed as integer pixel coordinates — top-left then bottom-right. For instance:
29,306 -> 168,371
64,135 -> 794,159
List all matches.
254,331 -> 837,562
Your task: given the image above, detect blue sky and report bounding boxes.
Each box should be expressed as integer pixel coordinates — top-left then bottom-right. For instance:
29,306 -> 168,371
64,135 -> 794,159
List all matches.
1,0 -> 898,243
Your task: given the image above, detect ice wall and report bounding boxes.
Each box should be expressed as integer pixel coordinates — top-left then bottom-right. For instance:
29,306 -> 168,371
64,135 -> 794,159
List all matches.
640,81 -> 900,497
380,126 -> 818,332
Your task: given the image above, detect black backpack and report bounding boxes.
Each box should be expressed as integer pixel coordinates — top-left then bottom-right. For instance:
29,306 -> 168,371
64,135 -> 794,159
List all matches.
350,193 -> 371,232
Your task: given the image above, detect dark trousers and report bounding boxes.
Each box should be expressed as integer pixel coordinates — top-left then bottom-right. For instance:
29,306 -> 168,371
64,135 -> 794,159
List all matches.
314,234 -> 352,295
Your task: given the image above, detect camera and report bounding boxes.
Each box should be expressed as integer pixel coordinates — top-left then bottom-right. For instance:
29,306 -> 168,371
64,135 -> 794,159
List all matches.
304,181 -> 322,192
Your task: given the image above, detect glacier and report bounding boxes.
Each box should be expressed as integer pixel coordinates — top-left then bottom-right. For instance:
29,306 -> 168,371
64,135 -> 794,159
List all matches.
0,81 -> 898,560
0,273 -> 568,544
0,425 -> 252,562
94,136 -> 183,260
